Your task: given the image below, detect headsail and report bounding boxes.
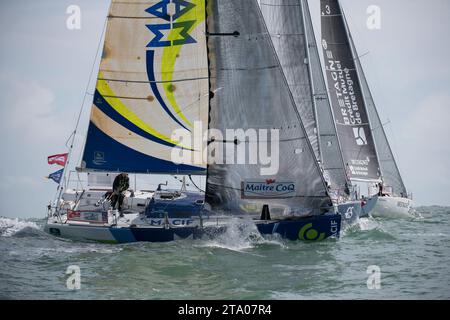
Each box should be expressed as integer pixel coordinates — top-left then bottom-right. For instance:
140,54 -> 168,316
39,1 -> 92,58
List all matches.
260,0 -> 350,197
350,36 -> 408,196
321,0 -> 381,182
80,0 -> 209,174
205,0 -> 332,216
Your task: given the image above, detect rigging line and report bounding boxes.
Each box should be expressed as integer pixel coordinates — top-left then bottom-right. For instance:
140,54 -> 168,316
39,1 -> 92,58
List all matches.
189,175 -> 205,193
74,17 -> 108,167
72,18 -> 107,149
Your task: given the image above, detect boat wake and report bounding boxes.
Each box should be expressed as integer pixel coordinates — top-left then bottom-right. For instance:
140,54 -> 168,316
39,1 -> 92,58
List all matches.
341,217 -> 396,240
0,217 -> 43,238
198,218 -> 287,253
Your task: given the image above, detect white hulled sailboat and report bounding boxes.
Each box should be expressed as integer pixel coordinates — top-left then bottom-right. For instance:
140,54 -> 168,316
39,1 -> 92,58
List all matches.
320,0 -> 414,218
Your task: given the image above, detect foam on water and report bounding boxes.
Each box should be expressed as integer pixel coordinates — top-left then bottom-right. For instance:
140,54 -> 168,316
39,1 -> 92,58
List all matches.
1,206 -> 449,299
198,218 -> 287,252
340,216 -> 396,240
0,217 -> 41,237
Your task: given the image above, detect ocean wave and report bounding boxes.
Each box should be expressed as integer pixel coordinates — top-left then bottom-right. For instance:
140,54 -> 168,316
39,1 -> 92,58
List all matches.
0,217 -> 42,238
197,218 -> 287,253
341,217 -> 396,240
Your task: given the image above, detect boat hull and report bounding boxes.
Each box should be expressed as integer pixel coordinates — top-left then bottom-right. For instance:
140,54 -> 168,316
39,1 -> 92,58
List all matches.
44,214 -> 342,243
361,196 -> 414,219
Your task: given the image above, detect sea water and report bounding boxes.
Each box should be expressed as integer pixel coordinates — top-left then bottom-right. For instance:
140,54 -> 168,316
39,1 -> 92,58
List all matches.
0,206 -> 449,300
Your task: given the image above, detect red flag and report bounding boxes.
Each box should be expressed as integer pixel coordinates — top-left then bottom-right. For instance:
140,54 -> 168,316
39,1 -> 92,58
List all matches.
48,153 -> 68,166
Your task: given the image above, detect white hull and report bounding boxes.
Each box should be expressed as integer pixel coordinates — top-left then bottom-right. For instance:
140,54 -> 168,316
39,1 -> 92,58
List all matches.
369,196 -> 414,219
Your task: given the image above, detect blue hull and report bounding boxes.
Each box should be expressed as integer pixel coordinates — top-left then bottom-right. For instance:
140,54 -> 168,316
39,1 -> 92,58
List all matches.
46,189 -> 356,243
46,214 -> 342,243
257,214 -> 341,241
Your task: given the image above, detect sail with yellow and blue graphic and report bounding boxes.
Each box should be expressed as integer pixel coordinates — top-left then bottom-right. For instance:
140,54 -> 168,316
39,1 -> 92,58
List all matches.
81,0 -> 209,174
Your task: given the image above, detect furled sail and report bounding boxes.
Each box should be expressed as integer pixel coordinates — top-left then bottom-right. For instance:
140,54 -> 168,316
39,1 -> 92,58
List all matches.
81,0 -> 209,174
350,36 -> 408,197
205,0 -> 332,216
321,0 -> 381,182
260,0 -> 350,197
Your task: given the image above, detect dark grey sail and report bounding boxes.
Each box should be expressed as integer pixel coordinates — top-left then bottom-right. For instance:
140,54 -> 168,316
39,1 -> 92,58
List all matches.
260,0 -> 319,161
260,0 -> 350,198
303,0 -> 350,197
349,32 -> 408,197
205,0 -> 332,217
321,0 -> 381,182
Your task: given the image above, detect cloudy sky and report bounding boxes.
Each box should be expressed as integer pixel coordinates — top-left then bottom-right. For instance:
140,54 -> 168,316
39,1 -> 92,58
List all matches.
0,0 -> 449,219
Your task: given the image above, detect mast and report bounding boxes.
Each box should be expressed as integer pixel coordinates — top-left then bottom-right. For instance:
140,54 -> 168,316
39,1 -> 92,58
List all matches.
341,9 -> 408,197
301,0 -> 323,164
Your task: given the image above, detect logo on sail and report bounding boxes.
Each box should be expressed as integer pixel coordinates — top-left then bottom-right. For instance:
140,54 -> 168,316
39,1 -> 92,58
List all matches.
242,180 -> 296,199
93,151 -> 107,166
353,127 -> 368,146
146,0 -> 197,47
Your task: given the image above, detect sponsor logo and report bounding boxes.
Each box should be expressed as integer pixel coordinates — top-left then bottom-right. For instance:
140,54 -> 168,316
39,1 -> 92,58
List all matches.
242,180 -> 296,199
344,207 -> 354,220
146,0 -> 197,48
93,151 -> 106,165
353,127 -> 368,146
149,219 -> 195,226
299,223 -> 326,241
330,219 -> 339,236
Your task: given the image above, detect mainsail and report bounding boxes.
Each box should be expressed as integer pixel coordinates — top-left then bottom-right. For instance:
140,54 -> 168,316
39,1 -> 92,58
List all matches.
350,37 -> 408,197
205,0 -> 332,216
80,0 -> 209,174
260,0 -> 350,196
321,0 -> 381,182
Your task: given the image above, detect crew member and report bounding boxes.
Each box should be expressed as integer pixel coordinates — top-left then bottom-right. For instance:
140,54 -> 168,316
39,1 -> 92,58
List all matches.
110,173 -> 130,216
378,182 -> 384,197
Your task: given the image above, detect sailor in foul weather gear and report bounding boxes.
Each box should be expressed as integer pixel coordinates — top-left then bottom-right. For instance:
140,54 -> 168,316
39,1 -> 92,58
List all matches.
110,173 -> 130,216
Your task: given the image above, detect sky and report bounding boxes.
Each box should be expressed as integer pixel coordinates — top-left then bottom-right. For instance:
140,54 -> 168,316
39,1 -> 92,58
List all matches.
0,0 -> 449,219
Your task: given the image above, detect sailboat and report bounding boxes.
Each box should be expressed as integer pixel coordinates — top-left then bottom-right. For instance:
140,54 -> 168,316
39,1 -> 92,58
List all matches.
44,0 -> 352,243
320,0 -> 414,218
